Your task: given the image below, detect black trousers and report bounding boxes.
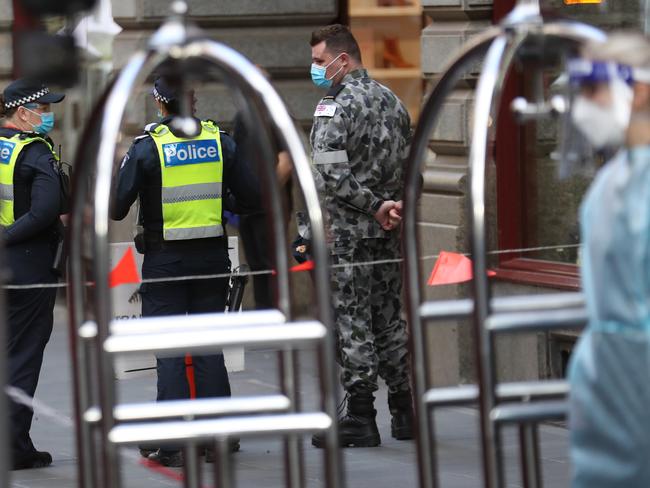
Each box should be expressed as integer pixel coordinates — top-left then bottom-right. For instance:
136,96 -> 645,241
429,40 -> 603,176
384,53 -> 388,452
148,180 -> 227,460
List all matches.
140,244 -> 232,410
239,213 -> 273,309
6,242 -> 57,460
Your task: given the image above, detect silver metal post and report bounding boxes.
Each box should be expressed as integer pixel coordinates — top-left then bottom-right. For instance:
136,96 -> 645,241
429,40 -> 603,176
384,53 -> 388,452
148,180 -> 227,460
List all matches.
469,19 -> 606,488
467,32 -> 513,488
93,50 -> 163,488
0,243 -> 9,488
69,23 -> 342,488
403,2 -> 606,486
212,438 -> 235,488
469,19 -> 541,484
519,423 -> 541,488
183,442 -> 201,488
402,26 -> 501,488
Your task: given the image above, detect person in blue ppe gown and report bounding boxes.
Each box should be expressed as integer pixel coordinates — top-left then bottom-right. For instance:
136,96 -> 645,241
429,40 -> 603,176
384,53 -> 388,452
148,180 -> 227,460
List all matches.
568,33 -> 650,487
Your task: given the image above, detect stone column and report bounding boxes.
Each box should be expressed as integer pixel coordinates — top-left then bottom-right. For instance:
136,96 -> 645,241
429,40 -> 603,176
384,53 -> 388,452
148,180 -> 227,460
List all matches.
419,1 -> 493,386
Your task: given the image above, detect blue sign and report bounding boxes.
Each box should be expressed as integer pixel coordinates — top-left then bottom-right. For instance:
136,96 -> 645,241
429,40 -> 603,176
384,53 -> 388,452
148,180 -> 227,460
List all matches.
162,140 -> 220,167
0,140 -> 15,165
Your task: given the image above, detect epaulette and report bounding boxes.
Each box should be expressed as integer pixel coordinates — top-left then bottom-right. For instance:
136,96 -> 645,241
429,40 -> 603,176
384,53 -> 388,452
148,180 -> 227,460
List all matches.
322,83 -> 345,101
133,134 -> 149,142
18,131 -> 48,143
144,122 -> 160,133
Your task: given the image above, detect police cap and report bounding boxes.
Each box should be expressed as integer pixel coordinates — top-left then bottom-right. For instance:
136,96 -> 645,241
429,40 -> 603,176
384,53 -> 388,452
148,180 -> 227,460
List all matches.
152,77 -> 179,104
2,78 -> 64,110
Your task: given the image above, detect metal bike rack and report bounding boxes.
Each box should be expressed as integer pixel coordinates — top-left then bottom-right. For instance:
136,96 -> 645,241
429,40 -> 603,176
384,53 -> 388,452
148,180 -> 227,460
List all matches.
66,2 -> 342,487
403,1 -> 605,487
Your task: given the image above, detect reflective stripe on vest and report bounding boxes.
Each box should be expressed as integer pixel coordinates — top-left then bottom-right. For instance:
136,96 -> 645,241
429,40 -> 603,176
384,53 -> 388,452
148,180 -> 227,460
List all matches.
0,134 -> 56,226
148,121 -> 224,241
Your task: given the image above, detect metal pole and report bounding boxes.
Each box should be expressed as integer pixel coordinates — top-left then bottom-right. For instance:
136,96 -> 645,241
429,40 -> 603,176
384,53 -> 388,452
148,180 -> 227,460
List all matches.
402,26 -> 501,488
183,443 -> 201,488
519,423 -> 541,488
469,19 -> 606,488
69,49 -> 164,488
93,51 -> 163,488
70,35 -> 342,488
212,438 -> 234,488
467,31 -> 526,488
0,245 -> 9,488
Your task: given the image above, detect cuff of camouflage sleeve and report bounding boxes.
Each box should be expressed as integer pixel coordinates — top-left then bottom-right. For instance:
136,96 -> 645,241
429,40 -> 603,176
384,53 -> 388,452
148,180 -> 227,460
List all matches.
370,198 -> 384,214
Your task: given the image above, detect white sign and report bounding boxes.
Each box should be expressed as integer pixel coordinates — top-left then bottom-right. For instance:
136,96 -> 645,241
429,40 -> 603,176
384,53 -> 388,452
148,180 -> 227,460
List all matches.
111,236 -> 244,379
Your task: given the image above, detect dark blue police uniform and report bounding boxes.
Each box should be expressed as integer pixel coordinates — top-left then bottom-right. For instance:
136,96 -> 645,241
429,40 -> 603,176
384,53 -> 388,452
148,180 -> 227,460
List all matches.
111,115 -> 260,452
0,78 -> 65,470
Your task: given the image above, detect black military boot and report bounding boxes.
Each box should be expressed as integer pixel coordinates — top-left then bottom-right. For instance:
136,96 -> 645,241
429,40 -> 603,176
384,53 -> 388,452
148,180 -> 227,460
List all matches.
388,390 -> 414,440
148,449 -> 184,467
312,391 -> 380,448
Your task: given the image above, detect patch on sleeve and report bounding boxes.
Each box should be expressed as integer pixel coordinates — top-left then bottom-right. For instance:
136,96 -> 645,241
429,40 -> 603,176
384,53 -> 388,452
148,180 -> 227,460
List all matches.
120,153 -> 130,169
314,103 -> 337,117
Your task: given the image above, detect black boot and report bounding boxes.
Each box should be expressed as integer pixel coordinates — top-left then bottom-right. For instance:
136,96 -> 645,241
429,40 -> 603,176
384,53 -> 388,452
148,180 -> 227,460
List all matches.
388,391 -> 414,440
148,449 -> 184,467
312,391 -> 380,448
12,449 -> 52,470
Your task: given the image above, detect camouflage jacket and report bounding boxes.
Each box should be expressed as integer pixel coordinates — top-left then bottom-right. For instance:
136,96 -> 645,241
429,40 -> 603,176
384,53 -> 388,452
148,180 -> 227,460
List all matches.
309,68 -> 411,246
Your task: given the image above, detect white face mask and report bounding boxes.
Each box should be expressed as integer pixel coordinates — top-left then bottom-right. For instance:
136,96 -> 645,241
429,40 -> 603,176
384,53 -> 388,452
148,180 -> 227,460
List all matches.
571,79 -> 633,149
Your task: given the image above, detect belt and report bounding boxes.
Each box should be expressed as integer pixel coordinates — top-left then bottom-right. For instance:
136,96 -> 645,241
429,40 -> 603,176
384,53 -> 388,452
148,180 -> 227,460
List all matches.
143,233 -> 226,252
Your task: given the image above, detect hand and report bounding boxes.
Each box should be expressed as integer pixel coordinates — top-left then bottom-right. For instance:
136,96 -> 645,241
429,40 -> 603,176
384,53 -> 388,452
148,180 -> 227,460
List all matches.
276,151 -> 292,185
374,200 -> 401,231
387,200 -> 402,227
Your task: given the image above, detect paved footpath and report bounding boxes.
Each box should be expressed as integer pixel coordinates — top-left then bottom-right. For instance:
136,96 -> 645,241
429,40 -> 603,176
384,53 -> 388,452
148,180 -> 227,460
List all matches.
10,304 -> 571,488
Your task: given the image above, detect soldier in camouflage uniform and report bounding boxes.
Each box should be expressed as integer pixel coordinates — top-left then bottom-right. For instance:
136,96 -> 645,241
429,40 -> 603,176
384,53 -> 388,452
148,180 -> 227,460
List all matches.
308,24 -> 413,448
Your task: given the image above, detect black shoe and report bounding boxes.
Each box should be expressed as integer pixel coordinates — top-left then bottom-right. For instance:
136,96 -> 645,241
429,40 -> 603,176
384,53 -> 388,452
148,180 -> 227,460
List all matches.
148,449 -> 184,467
139,446 -> 157,458
391,412 -> 414,440
12,450 -> 53,470
204,439 -> 240,463
312,391 -> 381,448
389,390 -> 414,440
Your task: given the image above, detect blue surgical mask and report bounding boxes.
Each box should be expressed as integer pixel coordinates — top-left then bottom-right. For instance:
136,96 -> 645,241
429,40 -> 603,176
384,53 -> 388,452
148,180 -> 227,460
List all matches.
310,53 -> 345,89
25,107 -> 55,134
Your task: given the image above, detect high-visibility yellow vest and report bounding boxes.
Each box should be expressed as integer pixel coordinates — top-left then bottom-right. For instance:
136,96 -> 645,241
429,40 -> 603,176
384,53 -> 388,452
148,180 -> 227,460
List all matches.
0,134 -> 57,226
147,121 -> 224,241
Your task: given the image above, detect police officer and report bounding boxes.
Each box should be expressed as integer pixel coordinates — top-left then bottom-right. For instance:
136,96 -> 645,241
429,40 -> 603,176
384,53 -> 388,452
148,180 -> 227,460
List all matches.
0,78 -> 65,469
111,77 -> 260,467
308,25 -> 413,448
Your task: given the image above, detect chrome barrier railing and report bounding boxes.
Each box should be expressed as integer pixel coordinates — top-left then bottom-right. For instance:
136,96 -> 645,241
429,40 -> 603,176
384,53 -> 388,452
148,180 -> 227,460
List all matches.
403,1 -> 605,487
66,2 -> 342,487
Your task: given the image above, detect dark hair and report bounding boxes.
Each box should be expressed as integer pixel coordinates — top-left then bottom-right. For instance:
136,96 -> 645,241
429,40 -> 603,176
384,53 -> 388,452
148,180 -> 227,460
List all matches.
0,94 -> 17,118
310,24 -> 362,63
161,99 -> 180,115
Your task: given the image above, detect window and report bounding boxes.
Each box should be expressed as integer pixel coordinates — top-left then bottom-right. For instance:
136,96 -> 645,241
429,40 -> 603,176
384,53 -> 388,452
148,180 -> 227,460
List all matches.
492,0 -> 649,289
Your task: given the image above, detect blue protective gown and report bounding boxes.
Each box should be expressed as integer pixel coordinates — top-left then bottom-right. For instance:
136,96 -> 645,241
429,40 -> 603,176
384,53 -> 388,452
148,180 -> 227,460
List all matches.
569,147 -> 650,487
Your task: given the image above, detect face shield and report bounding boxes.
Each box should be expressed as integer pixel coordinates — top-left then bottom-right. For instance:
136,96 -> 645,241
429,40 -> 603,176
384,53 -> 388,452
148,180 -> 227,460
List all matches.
555,59 -> 633,178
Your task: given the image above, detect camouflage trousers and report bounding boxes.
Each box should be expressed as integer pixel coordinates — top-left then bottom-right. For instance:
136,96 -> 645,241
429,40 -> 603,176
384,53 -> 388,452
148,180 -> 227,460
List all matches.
330,236 -> 410,395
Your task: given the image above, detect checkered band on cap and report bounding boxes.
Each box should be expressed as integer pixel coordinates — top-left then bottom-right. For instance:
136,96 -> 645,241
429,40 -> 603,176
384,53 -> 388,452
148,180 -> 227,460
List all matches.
152,86 -> 170,104
4,87 -> 50,109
